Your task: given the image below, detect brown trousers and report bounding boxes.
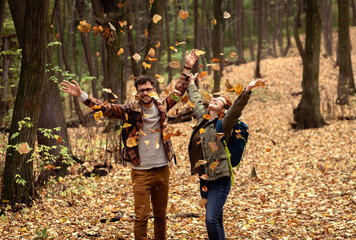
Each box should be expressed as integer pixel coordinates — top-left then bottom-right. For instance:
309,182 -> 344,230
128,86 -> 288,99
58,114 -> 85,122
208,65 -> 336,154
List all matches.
131,165 -> 170,240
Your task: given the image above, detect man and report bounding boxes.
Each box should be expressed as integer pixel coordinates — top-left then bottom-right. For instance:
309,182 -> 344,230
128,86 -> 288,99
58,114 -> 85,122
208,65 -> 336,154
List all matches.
61,50 -> 199,240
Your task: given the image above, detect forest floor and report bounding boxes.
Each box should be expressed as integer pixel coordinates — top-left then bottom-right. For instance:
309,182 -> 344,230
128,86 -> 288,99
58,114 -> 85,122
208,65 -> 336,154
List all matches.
0,29 -> 356,239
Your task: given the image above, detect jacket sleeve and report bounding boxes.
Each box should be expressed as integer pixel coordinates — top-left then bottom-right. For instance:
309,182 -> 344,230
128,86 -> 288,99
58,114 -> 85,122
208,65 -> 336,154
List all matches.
164,72 -> 190,111
186,84 -> 208,120
222,90 -> 251,142
82,95 -> 128,119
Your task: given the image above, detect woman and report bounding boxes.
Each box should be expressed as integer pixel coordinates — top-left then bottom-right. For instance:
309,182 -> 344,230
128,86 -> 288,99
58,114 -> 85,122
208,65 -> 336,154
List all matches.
186,74 -> 266,239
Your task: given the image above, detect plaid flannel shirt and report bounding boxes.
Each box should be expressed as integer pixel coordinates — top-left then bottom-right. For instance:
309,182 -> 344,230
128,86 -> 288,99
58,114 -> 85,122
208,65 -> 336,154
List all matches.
82,72 -> 190,166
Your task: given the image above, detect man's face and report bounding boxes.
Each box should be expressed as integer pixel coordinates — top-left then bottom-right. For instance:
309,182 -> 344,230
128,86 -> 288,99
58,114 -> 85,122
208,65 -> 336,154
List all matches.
136,82 -> 156,105
207,97 -> 226,113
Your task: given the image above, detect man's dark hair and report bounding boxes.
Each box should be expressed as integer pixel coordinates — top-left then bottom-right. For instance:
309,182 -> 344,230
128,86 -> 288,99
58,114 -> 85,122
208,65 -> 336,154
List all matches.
134,75 -> 155,89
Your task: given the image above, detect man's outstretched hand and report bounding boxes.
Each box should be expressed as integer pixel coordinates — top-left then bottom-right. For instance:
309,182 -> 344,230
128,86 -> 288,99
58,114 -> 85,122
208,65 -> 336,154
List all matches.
60,80 -> 82,97
185,49 -> 199,68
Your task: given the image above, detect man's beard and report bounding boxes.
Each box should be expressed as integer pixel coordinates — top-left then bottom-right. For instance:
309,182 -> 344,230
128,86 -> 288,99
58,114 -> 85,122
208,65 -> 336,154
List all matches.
139,96 -> 154,105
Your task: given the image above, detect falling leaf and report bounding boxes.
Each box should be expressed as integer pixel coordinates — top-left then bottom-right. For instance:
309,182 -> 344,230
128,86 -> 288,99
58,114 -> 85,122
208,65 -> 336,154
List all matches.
230,51 -> 238,58
118,21 -> 127,27
117,3 -> 125,8
270,139 -> 276,145
144,29 -> 148,37
93,26 -> 103,36
168,60 -> 180,69
148,48 -> 155,57
94,111 -> 103,121
142,62 -> 152,70
202,186 -> 208,192
180,95 -> 189,104
126,136 -> 139,148
149,129 -> 156,133
139,129 -> 147,136
212,19 -> 217,25
103,88 -> 112,93
77,20 -> 91,33
212,63 -> 220,71
108,22 -> 116,31
212,58 -> 220,63
188,101 -> 195,108
216,132 -> 224,140
45,165 -> 56,171
175,41 -> 186,46
195,50 -> 205,56
195,160 -> 208,168
117,48 -> 124,56
91,105 -> 101,110
57,136 -> 63,144
155,137 -> 159,149
210,159 -> 219,170
203,114 -> 211,120
256,79 -> 267,87
179,10 -> 189,20
208,142 -> 218,152
170,46 -> 178,52
133,53 -> 141,62
155,41 -> 161,48
223,11 -> 231,19
143,114 -> 150,118
144,140 -> 150,146
199,198 -> 207,208
198,71 -> 208,79
123,123 -> 132,128
152,14 -> 162,23
148,92 -> 159,100
317,163 -> 327,174
148,57 -> 157,61
157,77 -> 164,83
225,79 -> 233,89
18,142 -> 30,154
265,146 -> 272,152
196,138 -> 202,145
95,51 -> 100,57
199,128 -> 205,134
234,84 -> 243,95
200,174 -> 208,180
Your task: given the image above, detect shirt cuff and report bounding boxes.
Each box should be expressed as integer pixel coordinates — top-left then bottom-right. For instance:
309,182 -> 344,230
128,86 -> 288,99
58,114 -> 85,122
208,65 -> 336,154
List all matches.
78,91 -> 88,102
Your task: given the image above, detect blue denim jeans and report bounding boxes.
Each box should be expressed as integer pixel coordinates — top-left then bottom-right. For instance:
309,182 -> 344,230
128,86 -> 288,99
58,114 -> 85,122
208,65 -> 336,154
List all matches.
200,176 -> 231,240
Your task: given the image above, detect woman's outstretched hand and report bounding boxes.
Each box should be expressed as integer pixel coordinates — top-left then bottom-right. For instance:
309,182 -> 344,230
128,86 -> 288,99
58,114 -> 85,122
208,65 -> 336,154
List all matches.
189,73 -> 198,85
60,80 -> 82,97
246,79 -> 268,93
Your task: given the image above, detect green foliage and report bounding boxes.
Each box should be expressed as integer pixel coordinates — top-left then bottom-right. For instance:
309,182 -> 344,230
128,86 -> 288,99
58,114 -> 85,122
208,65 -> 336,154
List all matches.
35,228 -> 48,240
47,41 -> 62,47
15,174 -> 27,186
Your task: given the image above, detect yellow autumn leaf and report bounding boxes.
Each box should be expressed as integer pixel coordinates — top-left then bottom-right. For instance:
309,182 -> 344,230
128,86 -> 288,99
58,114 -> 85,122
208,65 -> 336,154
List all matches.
170,46 -> 178,52
210,159 -> 220,171
199,128 -> 205,134
188,101 -> 195,108
126,136 -> 139,148
195,50 -> 205,56
143,114 -> 150,118
118,21 -> 127,27
77,20 -> 91,33
18,142 -> 30,154
144,140 -> 150,146
91,105 -> 101,110
155,137 -> 159,149
94,111 -> 103,121
155,41 -> 161,48
212,19 -> 217,25
148,92 -> 159,100
157,77 -> 164,83
195,159 -> 207,168
152,14 -> 162,24
122,123 -> 132,128
208,142 -> 218,152
142,62 -> 152,70
234,84 -> 243,95
117,48 -> 124,56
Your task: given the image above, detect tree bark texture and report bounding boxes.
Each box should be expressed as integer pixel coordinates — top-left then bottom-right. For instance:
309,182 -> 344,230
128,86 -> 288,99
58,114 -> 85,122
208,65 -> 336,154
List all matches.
294,0 -> 326,129
294,0 -> 305,60
321,0 -> 332,56
255,0 -> 263,78
0,37 -> 10,126
213,0 -> 223,93
2,0 -> 49,205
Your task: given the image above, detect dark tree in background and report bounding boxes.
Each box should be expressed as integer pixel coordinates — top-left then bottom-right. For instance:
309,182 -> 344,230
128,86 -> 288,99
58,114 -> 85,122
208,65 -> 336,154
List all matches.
255,0 -> 264,78
337,0 -> 355,105
2,0 -> 49,205
321,0 -> 333,57
294,0 -> 326,129
212,0 -> 223,93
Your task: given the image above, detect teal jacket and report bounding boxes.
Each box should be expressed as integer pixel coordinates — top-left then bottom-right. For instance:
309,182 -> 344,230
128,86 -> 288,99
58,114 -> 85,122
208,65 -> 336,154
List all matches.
187,84 -> 251,181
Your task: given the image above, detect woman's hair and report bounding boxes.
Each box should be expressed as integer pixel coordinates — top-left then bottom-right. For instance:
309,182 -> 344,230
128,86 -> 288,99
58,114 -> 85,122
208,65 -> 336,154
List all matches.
134,75 -> 155,89
221,96 -> 232,110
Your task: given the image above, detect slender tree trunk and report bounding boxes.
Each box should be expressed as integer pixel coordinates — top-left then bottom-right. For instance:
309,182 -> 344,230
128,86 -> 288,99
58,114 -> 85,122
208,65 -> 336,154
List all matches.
0,37 -> 10,126
270,0 -> 278,57
337,0 -> 354,104
283,0 -> 291,56
213,0 -> 223,93
245,13 -> 255,61
193,0 -> 200,84
1,0 -> 49,205
255,0 -> 263,78
294,0 -> 305,60
321,0 -> 332,56
126,1 -> 140,78
165,1 -> 173,84
294,0 -> 326,129
235,0 -> 246,63
0,0 -> 6,41
351,0 -> 356,26
203,0 -> 212,75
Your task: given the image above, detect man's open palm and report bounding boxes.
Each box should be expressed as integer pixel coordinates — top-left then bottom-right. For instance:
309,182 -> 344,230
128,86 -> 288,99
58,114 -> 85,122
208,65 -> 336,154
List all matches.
60,80 -> 82,97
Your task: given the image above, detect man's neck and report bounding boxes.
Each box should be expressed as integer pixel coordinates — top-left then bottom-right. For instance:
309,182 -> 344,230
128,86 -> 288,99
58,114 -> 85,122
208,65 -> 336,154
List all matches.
141,101 -> 154,108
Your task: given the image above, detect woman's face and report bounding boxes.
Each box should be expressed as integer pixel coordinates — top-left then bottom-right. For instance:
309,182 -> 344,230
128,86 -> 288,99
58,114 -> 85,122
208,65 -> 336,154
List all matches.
207,97 -> 227,113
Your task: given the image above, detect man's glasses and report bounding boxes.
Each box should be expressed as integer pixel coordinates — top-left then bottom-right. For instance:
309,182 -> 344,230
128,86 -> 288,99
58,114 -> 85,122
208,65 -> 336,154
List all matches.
137,88 -> 154,94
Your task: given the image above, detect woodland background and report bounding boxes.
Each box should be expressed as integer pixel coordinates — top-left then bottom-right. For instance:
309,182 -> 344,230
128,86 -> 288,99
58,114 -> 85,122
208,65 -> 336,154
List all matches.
0,0 -> 355,239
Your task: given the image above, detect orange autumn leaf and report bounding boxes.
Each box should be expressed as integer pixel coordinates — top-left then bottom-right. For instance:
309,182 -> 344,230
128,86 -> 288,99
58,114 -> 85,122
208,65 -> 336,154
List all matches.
256,79 -> 267,87
210,159 -> 220,171
142,62 -> 152,70
144,29 -> 148,37
94,111 -> 103,121
179,10 -> 189,20
212,19 -> 217,25
234,84 -> 243,95
200,174 -> 208,180
44,164 -> 56,171
230,51 -> 238,58
118,21 -> 127,27
117,3 -> 125,8
152,14 -> 162,24
93,25 -> 103,36
126,136 -> 139,148
188,101 -> 195,108
180,95 -> 189,104
57,136 -> 63,144
168,60 -> 181,69
77,20 -> 91,33
117,48 -> 124,56
208,142 -> 218,152
198,71 -> 208,79
195,160 -> 207,168
202,186 -> 208,192
91,105 -> 101,110
203,114 -> 211,120
148,48 -> 155,57
170,46 -> 178,52
199,128 -> 205,134
212,58 -> 220,63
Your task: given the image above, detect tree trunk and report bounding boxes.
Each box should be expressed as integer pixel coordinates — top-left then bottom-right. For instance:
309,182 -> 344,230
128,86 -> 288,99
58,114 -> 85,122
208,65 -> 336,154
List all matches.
321,0 -> 332,57
337,0 -> 354,104
7,0 -> 26,48
203,0 -> 212,75
165,1 -> 173,84
351,0 -> 356,26
0,0 -> 6,41
255,0 -> 263,78
235,0 -> 246,63
293,0 -> 326,129
126,1 -> 140,78
1,0 -> 49,205
0,37 -> 10,126
283,0 -> 291,56
142,0 -> 164,78
245,13 -> 255,61
213,0 -> 223,93
270,0 -> 278,57
193,0 -> 200,84
293,0 -> 305,60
